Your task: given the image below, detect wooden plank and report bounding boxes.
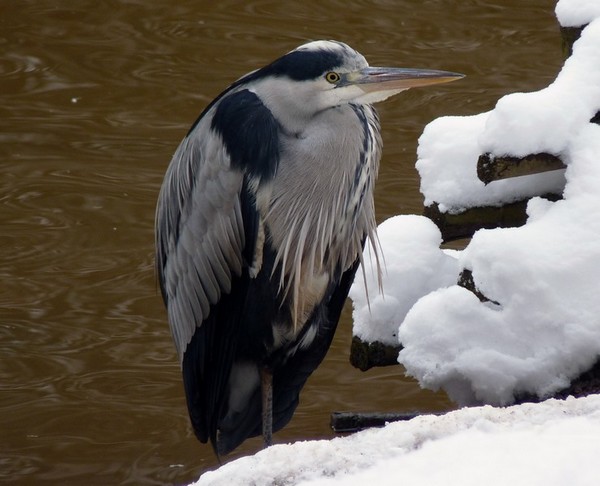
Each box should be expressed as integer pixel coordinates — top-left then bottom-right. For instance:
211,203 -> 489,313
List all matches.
424,201 -> 529,242
560,25 -> 584,58
349,336 -> 401,371
477,152 -> 566,185
457,268 -> 499,304
330,411 -> 442,433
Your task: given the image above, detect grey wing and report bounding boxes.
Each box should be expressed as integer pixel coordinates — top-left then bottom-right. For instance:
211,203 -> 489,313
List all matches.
155,122 -> 246,362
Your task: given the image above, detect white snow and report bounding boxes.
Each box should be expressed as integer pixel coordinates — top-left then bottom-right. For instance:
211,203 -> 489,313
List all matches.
192,395 -> 600,486
190,1 -> 600,484
353,4 -> 600,407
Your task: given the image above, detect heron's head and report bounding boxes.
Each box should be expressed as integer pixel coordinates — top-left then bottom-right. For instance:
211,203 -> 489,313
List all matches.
241,40 -> 463,128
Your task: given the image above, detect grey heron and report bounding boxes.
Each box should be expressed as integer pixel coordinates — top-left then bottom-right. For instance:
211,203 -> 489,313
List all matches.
155,40 -> 462,456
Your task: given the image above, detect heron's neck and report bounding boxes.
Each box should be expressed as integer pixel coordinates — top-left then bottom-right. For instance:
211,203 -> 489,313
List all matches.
262,103 -> 382,327
249,81 -> 330,136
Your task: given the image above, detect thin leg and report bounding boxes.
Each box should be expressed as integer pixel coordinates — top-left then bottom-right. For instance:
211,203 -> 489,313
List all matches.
260,367 -> 273,448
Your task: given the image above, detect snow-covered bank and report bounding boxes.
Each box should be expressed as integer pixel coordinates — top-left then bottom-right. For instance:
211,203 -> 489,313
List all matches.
193,395 -> 600,486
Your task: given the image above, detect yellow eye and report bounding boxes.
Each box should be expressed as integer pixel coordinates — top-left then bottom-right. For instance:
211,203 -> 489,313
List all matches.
325,72 -> 341,84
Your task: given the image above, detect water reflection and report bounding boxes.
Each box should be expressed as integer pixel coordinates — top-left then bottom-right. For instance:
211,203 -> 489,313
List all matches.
1,1 -> 562,483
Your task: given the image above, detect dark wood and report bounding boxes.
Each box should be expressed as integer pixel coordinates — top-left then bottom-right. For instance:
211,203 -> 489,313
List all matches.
331,411 -> 443,433
424,201 -> 529,242
477,152 -> 566,185
560,25 -> 585,58
457,269 -> 499,305
350,336 -> 401,371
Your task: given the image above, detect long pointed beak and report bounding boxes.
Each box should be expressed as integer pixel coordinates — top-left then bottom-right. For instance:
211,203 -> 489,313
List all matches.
348,66 -> 464,91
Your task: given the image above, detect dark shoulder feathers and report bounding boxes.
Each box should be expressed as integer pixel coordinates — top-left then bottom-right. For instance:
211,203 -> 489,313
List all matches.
210,89 -> 280,182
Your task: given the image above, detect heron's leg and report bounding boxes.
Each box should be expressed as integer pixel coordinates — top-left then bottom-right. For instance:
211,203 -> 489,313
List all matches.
260,366 -> 273,448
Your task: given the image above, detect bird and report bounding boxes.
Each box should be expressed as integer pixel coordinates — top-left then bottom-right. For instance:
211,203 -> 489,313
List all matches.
155,40 -> 462,457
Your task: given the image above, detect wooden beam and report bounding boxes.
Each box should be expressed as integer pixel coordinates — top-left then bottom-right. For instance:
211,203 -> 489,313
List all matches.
477,152 -> 566,185
424,201 -> 529,242
350,336 -> 401,371
560,25 -> 585,58
457,269 -> 499,304
330,411 -> 441,433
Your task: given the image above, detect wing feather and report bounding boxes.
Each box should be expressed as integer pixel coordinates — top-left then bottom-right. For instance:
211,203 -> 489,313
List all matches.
156,87 -> 281,450
156,115 -> 247,362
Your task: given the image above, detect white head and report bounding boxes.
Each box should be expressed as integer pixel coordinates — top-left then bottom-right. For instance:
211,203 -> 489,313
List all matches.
240,40 -> 463,128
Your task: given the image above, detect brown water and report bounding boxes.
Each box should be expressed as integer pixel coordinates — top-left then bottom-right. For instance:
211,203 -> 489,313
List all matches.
1,1 -> 562,484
